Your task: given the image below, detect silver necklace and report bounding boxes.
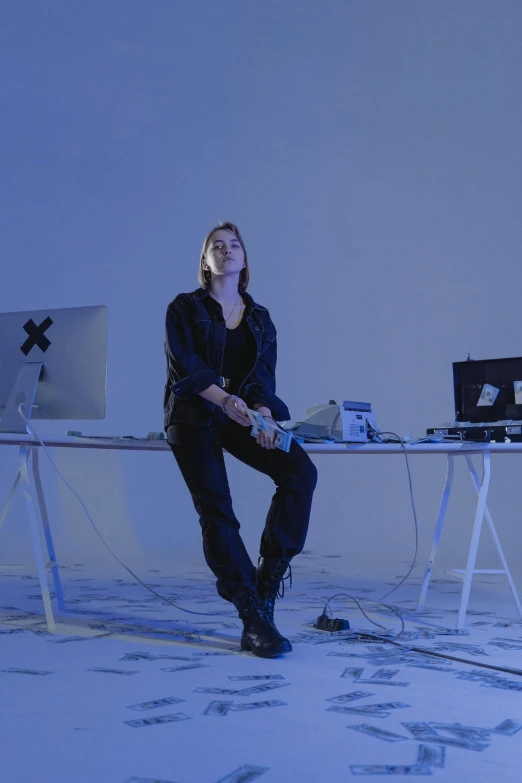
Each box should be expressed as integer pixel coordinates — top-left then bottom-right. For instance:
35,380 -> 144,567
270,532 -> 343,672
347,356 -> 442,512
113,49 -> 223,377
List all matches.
225,294 -> 243,327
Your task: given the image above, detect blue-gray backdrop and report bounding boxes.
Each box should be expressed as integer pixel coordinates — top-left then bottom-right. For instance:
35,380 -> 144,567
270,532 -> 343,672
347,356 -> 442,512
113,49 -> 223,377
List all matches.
1,1 -> 521,597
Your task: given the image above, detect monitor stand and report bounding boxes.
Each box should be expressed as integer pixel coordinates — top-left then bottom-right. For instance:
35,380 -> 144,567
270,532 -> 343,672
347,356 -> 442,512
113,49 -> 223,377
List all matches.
0,362 -> 43,434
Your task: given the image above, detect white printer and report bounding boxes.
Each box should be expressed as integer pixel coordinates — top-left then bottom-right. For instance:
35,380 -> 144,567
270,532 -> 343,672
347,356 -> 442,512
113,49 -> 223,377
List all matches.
292,400 -> 377,443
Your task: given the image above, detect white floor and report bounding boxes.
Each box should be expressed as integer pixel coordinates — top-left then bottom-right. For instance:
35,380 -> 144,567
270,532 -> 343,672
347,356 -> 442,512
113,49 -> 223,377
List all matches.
1,555 -> 522,783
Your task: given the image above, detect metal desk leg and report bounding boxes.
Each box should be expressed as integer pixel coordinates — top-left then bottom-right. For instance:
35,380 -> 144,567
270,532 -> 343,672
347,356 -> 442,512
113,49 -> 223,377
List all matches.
0,471 -> 21,534
456,451 -> 491,629
19,446 -> 55,630
465,454 -> 522,619
416,454 -> 454,613
31,448 -> 65,611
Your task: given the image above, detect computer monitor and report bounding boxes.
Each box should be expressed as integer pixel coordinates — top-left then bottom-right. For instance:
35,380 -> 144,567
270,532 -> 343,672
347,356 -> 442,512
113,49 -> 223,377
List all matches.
0,305 -> 107,433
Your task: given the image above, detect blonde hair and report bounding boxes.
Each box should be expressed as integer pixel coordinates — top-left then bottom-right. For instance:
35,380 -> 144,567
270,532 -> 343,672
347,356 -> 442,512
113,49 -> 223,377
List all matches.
198,221 -> 250,293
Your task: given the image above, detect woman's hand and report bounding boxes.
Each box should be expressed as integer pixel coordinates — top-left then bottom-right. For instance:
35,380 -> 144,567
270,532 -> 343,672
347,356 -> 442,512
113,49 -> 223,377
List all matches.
256,415 -> 277,449
222,395 -> 251,426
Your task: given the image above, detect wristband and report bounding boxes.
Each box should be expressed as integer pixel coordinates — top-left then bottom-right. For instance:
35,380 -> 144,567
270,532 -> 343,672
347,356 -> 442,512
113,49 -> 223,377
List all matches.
221,394 -> 237,413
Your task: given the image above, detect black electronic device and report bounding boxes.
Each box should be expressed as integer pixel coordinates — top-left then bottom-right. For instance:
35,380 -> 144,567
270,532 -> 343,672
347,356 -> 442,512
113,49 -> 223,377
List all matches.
427,355 -> 522,442
315,613 -> 351,632
426,424 -> 522,443
453,355 -> 522,424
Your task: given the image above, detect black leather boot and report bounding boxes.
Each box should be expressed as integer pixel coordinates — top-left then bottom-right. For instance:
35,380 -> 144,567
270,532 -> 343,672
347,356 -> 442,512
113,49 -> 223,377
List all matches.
233,585 -> 292,658
256,557 -> 292,627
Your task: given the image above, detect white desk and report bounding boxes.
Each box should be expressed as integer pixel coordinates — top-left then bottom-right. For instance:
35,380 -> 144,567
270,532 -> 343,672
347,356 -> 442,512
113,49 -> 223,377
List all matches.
0,434 -> 520,630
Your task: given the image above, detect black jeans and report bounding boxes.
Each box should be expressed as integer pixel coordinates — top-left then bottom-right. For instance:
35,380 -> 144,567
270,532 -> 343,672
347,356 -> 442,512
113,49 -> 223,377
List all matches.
167,411 -> 318,602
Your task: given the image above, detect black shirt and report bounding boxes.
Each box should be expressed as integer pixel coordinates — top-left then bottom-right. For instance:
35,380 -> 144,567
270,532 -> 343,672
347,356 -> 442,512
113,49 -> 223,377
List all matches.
221,316 -> 255,396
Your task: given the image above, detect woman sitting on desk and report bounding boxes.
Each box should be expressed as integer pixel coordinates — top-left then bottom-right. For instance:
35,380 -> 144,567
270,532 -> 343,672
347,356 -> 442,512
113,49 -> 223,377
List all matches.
164,221 -> 318,658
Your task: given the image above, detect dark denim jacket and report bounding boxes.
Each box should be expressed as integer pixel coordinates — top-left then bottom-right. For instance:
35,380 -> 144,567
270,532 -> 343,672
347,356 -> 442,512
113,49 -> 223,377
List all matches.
164,286 -> 291,429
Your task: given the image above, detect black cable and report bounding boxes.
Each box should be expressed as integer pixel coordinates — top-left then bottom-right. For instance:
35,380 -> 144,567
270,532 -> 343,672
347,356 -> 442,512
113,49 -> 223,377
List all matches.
358,630 -> 522,677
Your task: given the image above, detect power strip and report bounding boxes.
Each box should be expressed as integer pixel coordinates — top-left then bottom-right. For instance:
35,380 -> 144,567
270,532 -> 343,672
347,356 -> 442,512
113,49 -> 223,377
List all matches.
315,613 -> 350,632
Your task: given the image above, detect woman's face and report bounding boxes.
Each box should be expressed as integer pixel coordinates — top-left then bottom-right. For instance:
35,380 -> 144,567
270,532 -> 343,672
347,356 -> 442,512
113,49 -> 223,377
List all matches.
204,229 -> 245,277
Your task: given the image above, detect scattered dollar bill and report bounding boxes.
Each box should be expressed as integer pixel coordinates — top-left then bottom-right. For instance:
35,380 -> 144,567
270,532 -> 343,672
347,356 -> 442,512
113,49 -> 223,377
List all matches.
416,745 -> 446,768
203,701 -> 234,716
229,700 -> 287,712
49,635 -> 96,644
213,764 -> 269,783
454,670 -> 497,683
491,636 -> 522,643
493,621 -> 521,628
125,778 -> 178,783
194,687 -> 240,695
192,652 -> 234,656
401,723 -> 489,751
357,680 -> 410,687
350,765 -> 433,775
346,724 -> 408,742
493,719 -> 522,736
429,722 -> 491,741
370,669 -> 399,680
235,682 -> 290,697
87,667 -> 139,675
228,675 -> 285,681
121,652 -> 193,662
481,678 -> 522,692
327,652 -> 362,658
328,705 -> 391,718
393,631 -> 425,641
488,641 -> 522,651
127,697 -> 186,711
2,667 -> 53,675
120,653 -> 157,661
326,691 -> 375,704
428,736 -> 490,752
341,667 -> 365,680
353,702 -> 411,711
402,723 -> 439,738
124,713 -> 192,728
477,383 -> 499,406
417,642 -> 487,656
0,606 -> 37,614
329,702 -> 410,717
160,664 -> 208,672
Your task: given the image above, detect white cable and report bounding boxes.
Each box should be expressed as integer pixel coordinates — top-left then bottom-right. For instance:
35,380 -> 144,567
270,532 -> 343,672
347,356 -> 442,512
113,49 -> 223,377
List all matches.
368,429 -> 419,603
18,405 -> 235,618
